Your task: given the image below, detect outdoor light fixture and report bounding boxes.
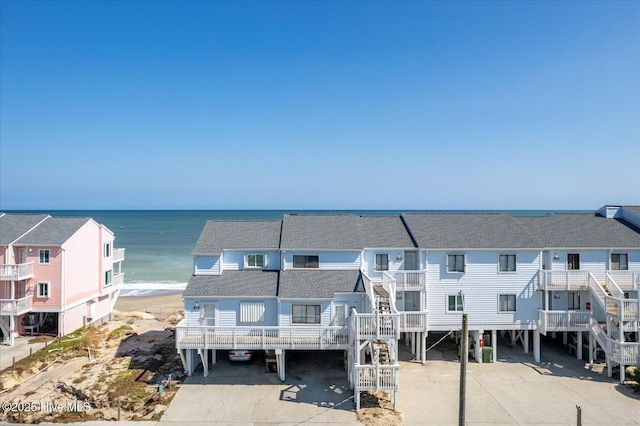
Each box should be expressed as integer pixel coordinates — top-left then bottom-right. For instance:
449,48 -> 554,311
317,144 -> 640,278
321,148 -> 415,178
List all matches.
396,254 -> 403,261
553,254 -> 560,260
194,301 -> 200,310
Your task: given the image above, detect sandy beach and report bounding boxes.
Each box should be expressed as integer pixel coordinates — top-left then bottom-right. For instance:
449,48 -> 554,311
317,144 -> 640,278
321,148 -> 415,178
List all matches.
114,292 -> 184,317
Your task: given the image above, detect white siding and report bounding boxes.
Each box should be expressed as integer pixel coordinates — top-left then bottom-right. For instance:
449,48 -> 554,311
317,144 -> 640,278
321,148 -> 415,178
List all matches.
222,250 -> 280,270
427,250 -> 541,330
183,298 -> 278,327
194,255 -> 221,275
283,251 -> 361,270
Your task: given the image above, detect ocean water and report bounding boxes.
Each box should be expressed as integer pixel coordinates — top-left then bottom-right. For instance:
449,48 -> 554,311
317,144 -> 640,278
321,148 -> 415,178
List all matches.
7,209 -> 586,294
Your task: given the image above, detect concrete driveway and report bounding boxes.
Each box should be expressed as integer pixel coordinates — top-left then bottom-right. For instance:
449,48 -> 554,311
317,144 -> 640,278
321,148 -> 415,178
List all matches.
161,350 -> 360,425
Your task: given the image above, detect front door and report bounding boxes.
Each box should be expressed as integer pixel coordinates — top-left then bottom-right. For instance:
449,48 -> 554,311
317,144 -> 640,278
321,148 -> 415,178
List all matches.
202,303 -> 216,327
333,303 -> 348,326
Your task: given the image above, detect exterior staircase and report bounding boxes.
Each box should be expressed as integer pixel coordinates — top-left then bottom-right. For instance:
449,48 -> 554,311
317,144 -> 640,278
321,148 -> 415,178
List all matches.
587,273 -> 640,383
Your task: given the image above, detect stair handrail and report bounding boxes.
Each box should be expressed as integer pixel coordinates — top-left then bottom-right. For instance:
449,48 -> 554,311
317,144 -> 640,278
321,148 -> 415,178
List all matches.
604,272 -> 625,298
382,271 -> 399,314
589,317 -> 612,356
361,272 -> 378,313
588,273 -> 608,309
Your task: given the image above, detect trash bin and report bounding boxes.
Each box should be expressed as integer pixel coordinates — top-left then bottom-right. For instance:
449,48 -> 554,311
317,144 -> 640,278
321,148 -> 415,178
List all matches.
482,346 -> 493,363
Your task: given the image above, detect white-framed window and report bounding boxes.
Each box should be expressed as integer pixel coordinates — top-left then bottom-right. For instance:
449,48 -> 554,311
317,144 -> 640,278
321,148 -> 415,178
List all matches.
293,255 -> 319,269
375,253 -> 389,271
499,254 -> 516,272
103,242 -> 112,258
246,254 -> 266,268
37,282 -> 50,298
39,249 -> 50,264
292,304 -> 321,324
611,253 -> 628,271
104,270 -> 112,287
498,294 -> 516,312
447,294 -> 464,312
240,302 -> 265,323
447,254 -> 465,273
567,253 -> 580,270
568,292 -> 580,310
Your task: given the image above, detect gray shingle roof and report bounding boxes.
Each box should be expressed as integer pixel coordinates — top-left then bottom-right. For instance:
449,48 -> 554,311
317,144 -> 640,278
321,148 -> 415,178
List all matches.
193,220 -> 282,254
184,270 -> 279,297
12,216 -> 91,246
514,213 -> 640,248
359,216 -> 416,248
0,214 -> 50,245
281,215 -> 362,249
623,206 -> 640,217
279,270 -> 363,298
401,213 -> 540,249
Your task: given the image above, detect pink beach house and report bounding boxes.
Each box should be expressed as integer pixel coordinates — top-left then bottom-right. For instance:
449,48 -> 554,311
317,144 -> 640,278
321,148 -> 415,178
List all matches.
0,213 -> 125,346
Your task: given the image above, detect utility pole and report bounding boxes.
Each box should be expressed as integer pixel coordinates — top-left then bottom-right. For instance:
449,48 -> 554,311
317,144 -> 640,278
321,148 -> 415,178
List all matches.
459,313 -> 468,426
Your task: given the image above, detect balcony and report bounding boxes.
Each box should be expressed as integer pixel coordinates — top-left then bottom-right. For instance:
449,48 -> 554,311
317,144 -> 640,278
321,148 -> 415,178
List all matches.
0,263 -> 34,281
537,270 -> 590,291
0,296 -> 33,316
605,297 -> 640,322
399,311 -> 428,332
354,313 -> 400,340
538,309 -> 590,333
393,270 -> 426,291
113,248 -> 125,263
175,320 -> 351,351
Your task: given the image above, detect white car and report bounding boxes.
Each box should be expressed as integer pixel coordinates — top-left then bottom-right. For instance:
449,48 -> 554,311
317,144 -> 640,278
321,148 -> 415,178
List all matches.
228,350 -> 252,361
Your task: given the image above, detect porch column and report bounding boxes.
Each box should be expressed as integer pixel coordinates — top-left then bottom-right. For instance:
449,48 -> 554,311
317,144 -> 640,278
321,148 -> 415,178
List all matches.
9,315 -> 15,346
533,329 -> 540,363
562,331 -> 568,346
212,349 -> 216,365
276,349 -> 286,381
577,332 -> 583,361
472,330 -> 482,363
491,330 -> 498,363
421,332 -> 427,364
523,330 -> 529,354
198,349 -> 209,377
588,333 -> 593,368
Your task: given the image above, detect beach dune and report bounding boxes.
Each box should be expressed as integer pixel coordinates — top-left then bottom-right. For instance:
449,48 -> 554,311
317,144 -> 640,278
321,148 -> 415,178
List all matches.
114,292 -> 184,317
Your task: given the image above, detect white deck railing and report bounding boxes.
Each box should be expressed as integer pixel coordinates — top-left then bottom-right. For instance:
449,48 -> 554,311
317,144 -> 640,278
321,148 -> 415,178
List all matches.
175,320 -> 351,350
399,311 -> 428,332
538,310 -> 590,333
605,297 -> 640,322
590,318 -> 640,365
393,270 -> 426,291
0,296 -> 33,316
354,364 -> 400,391
0,263 -> 34,281
113,248 -> 125,263
538,270 -> 590,291
606,271 -> 640,291
355,313 -> 400,340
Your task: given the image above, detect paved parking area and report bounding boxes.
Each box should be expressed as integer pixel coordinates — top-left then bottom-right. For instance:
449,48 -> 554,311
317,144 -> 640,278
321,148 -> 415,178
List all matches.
161,350 -> 360,425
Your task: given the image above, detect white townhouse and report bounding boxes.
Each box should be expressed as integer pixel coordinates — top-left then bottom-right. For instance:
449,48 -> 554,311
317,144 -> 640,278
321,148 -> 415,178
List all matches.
176,206 -> 640,412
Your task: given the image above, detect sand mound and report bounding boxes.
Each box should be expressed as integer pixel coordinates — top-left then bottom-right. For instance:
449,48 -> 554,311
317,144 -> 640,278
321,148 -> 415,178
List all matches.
112,310 -> 156,320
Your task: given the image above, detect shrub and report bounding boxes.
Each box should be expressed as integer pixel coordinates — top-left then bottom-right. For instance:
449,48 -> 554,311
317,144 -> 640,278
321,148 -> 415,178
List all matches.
634,365 -> 640,384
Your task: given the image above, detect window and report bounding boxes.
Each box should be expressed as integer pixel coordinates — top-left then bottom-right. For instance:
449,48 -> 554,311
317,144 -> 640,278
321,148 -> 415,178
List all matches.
499,294 -> 516,312
611,253 -> 628,271
104,270 -> 112,287
447,294 -> 464,312
375,254 -> 389,271
246,254 -> 265,268
499,254 -> 516,272
447,255 -> 465,273
39,249 -> 50,264
240,302 -> 265,323
292,304 -> 321,324
568,292 -> 580,310
37,282 -> 49,298
103,242 -> 112,258
567,253 -> 580,270
293,255 -> 319,269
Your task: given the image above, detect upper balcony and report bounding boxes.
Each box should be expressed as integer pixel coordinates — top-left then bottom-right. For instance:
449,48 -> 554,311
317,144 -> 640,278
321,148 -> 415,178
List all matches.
537,270 -> 590,291
0,295 -> 33,316
606,270 -> 640,291
0,263 -> 34,281
113,248 -> 125,263
392,270 -> 427,291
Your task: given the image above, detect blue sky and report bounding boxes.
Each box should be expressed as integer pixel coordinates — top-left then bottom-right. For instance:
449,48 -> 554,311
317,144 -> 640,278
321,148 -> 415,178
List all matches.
1,1 -> 638,210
